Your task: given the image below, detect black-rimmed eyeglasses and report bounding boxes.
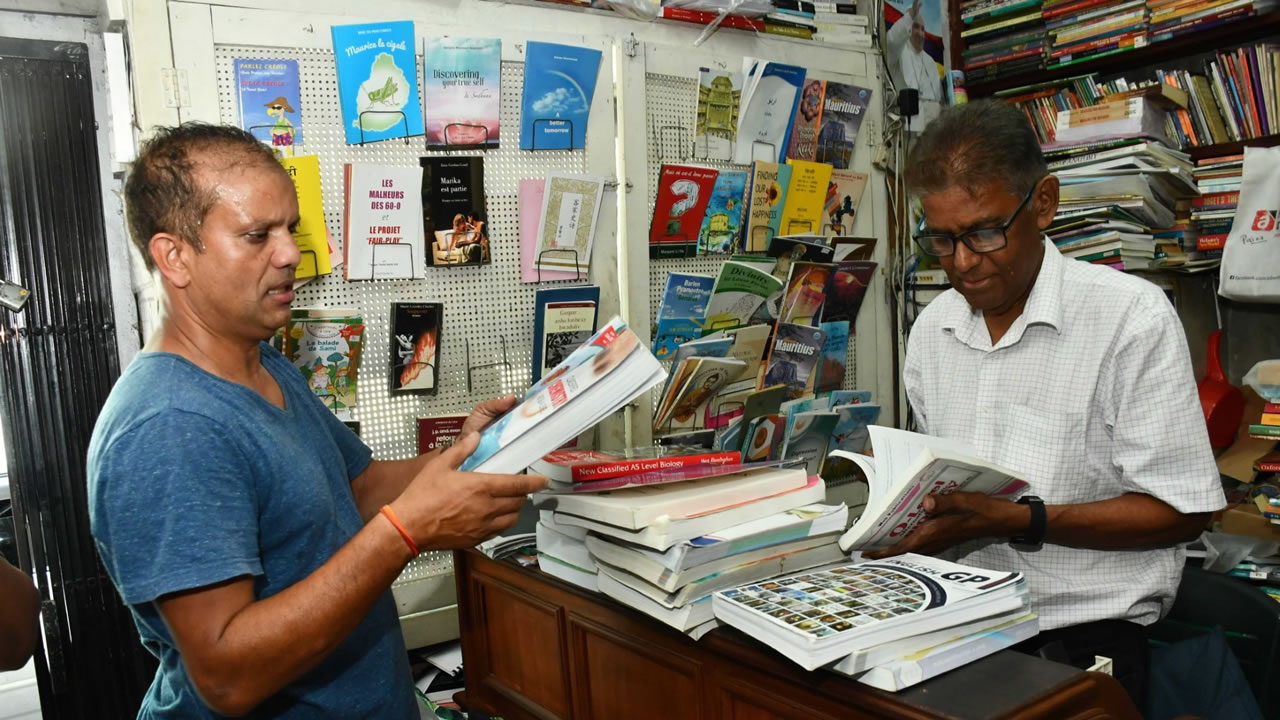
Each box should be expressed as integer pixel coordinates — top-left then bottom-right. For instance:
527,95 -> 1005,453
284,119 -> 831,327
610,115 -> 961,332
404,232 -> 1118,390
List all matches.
914,183 -> 1037,257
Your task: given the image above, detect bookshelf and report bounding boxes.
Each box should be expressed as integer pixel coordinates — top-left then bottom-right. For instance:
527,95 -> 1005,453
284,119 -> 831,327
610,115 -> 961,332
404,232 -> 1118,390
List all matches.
964,10 -> 1280,97
1187,132 -> 1280,161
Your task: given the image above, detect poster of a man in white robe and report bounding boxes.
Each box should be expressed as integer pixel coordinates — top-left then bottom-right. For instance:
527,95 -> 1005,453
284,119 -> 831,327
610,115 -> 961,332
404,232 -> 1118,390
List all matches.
886,0 -> 946,128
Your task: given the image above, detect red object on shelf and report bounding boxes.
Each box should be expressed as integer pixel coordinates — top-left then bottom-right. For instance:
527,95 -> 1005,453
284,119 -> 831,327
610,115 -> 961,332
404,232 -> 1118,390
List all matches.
1199,329 -> 1246,449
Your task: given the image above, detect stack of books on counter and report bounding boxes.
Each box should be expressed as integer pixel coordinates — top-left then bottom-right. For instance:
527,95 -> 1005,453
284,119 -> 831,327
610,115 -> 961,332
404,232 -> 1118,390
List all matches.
533,460 -> 835,638
960,0 -> 1047,84
1190,153 -> 1242,264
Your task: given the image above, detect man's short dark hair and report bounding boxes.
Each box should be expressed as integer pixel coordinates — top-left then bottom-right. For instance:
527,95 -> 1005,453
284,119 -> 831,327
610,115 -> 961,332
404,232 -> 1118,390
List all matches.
904,99 -> 1047,199
125,123 -> 280,271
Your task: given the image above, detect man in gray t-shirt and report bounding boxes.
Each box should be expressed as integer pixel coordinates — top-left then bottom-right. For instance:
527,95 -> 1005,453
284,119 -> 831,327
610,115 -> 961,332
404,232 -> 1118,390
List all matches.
88,123 -> 545,718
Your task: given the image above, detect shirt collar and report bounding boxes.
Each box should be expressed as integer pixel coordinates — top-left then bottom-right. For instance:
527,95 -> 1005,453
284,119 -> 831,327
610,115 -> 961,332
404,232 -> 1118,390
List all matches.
939,236 -> 1065,348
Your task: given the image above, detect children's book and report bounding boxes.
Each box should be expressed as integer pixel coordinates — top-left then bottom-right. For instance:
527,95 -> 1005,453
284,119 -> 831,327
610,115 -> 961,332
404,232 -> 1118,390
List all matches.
825,170 -> 870,235
782,410 -> 839,474
697,169 -> 749,255
278,155 -> 332,278
835,426 -> 1030,551
235,58 -> 302,154
821,260 -> 878,323
535,173 -> 606,275
695,68 -> 743,161
343,164 -> 425,280
815,82 -> 873,169
389,302 -> 441,394
828,402 -> 880,456
521,42 -> 603,150
735,59 -> 806,165
763,323 -> 827,399
658,273 -> 715,320
422,37 -> 501,148
780,160 -> 834,236
533,286 -> 600,382
651,165 -> 720,259
780,262 -> 834,326
278,308 -> 364,416
815,320 -> 850,392
418,414 -> 468,454
744,162 -> 794,252
331,21 -> 424,144
652,317 -> 706,360
460,318 -> 666,473
420,157 -> 489,267
704,262 -> 785,331
786,78 -> 826,162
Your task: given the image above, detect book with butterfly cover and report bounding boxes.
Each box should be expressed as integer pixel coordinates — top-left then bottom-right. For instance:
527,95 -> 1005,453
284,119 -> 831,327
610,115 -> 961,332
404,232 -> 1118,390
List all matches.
389,302 -> 441,394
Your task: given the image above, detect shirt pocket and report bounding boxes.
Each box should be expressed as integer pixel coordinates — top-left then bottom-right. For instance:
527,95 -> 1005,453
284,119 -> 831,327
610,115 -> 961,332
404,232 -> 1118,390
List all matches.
996,403 -> 1089,504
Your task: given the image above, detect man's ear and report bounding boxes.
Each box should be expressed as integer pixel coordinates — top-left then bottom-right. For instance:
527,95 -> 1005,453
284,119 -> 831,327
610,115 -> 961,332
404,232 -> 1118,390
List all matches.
150,233 -> 195,289
1034,174 -> 1060,231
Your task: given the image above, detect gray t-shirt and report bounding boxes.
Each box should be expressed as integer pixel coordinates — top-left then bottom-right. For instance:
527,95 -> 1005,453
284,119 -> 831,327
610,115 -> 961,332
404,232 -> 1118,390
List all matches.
88,342 -> 415,718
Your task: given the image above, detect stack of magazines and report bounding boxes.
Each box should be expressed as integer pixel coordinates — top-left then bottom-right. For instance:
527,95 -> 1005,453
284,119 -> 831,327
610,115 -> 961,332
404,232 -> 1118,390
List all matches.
713,554 -> 1038,690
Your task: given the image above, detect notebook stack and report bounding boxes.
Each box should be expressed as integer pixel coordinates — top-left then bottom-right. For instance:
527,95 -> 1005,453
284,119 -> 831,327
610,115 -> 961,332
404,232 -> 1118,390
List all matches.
960,0 -> 1047,85
712,553 -> 1037,690
532,462 -> 834,637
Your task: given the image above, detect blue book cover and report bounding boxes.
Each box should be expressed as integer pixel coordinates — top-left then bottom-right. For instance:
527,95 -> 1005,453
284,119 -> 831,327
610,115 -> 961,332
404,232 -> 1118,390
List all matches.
234,58 -> 303,152
697,170 -> 749,255
331,21 -> 424,145
423,37 -> 501,148
659,273 -> 715,320
735,60 -> 805,164
826,389 -> 872,406
766,164 -> 795,240
520,42 -> 602,150
815,320 -> 849,393
830,403 -> 881,454
532,286 -> 600,382
652,317 -> 705,360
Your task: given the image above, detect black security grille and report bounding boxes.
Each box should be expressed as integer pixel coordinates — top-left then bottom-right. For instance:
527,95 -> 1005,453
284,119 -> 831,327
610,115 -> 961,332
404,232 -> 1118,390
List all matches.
0,37 -> 154,717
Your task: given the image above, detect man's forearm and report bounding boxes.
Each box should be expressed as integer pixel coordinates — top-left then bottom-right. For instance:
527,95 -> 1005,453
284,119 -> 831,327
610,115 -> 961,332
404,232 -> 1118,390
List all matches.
349,453 -> 436,522
1010,493 -> 1209,549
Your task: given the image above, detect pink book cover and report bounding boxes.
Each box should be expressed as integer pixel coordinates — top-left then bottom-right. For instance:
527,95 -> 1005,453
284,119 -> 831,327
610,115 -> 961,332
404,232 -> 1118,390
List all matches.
548,459 -> 793,494
519,179 -> 577,283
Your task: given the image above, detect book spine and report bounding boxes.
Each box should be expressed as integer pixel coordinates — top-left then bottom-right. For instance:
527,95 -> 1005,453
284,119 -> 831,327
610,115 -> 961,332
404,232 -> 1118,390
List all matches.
1264,402 -> 1280,414
1194,191 -> 1240,207
1260,412 -> 1280,427
659,7 -> 767,31
570,452 -> 742,482
1249,424 -> 1280,438
964,46 -> 1044,70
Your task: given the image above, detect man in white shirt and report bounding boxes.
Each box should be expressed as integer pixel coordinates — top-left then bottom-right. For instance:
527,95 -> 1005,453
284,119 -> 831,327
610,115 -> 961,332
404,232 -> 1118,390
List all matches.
868,100 -> 1225,706
887,0 -> 941,103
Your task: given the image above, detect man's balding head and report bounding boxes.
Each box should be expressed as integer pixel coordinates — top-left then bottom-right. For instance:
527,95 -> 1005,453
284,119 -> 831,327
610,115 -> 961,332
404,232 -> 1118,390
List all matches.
904,100 -> 1047,200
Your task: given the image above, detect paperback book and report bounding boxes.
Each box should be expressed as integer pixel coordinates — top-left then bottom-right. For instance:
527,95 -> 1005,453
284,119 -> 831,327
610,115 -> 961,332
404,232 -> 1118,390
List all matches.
826,171 -> 870,235
532,286 -> 600,383
521,42 -> 602,150
651,165 -> 720,259
422,37 -> 501,148
822,260 -> 878,323
786,78 -> 827,162
698,169 -> 749,255
815,82 -> 873,169
389,302 -> 441,394
815,320 -> 850,392
780,262 -> 834,326
657,272 -> 715,320
343,164 -> 425,280
278,155 -> 333,278
763,323 -> 828,399
735,59 -> 807,165
780,160 -> 835,236
744,161 -> 794,252
782,411 -> 839,474
234,58 -> 303,154
530,446 -> 741,485
420,157 -> 489,267
418,414 -> 467,454
695,68 -> 743,161
704,261 -> 785,331
654,356 -> 748,432
277,308 -> 364,415
535,173 -> 606,275
331,21 -> 424,144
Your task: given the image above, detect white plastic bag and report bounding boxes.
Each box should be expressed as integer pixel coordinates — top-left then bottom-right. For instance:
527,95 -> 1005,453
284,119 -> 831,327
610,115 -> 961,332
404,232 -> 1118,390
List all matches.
1219,145 -> 1280,303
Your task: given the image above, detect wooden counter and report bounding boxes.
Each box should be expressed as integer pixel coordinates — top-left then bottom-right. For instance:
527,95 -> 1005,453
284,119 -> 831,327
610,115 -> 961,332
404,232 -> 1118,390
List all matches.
454,548 -> 1140,720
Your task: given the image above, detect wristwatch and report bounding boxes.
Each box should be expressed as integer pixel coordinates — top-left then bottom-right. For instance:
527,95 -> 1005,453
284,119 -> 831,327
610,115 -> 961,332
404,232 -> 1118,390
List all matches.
1010,495 -> 1046,546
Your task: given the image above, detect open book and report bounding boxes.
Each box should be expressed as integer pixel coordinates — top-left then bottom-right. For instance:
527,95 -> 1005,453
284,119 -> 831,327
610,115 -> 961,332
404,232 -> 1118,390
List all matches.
835,426 -> 1029,552
460,318 -> 665,473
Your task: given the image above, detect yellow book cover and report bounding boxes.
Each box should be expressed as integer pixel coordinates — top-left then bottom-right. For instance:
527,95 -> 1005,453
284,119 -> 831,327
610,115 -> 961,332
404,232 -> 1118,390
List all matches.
280,154 -> 334,279
1261,412 -> 1280,427
780,160 -> 833,235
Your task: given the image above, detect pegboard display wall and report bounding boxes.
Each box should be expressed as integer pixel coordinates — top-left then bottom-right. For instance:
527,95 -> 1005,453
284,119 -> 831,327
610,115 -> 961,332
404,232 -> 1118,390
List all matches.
644,72 -> 863,411
215,45 -> 605,581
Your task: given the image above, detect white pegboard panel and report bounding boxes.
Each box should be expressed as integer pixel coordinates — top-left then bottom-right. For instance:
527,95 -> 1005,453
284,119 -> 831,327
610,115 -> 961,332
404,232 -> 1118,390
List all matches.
643,72 -> 863,415
215,45 -> 600,582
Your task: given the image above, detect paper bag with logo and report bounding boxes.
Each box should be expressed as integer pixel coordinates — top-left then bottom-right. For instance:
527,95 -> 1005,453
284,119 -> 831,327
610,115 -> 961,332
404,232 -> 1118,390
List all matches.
1219,145 -> 1280,303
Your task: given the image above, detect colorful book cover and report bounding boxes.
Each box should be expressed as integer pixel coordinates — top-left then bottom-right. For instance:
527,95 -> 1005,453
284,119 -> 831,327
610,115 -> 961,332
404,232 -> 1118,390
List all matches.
786,79 -> 826,162
821,260 -> 878,323
420,157 -> 489,267
343,164 -> 425,280
827,389 -> 872,406
706,324 -> 772,429
390,302 -> 441,394
650,165 -> 720,259
279,308 -> 364,414
763,323 -> 827,399
331,21 -> 424,145
697,170 -> 749,255
518,178 -> 574,283
656,357 -> 746,432
735,60 -> 806,165
695,68 -> 743,161
418,414 -> 468,454
652,317 -> 705,360
780,160 -> 835,236
520,41 -> 603,150
532,286 -> 600,382
829,402 -> 881,454
422,37 -> 500,148
744,162 -> 793,252
815,82 -> 873,169
782,411 -> 839,475
704,261 -> 785,331
741,413 -> 786,462
278,155 -> 332,278
235,58 -> 302,153
815,320 -> 850,392
780,262 -> 834,326
659,273 -> 715,320
825,170 -> 870,235
535,173 -> 606,274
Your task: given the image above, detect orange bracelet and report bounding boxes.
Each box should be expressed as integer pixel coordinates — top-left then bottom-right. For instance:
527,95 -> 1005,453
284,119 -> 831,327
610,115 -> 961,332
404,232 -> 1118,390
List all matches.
380,505 -> 419,557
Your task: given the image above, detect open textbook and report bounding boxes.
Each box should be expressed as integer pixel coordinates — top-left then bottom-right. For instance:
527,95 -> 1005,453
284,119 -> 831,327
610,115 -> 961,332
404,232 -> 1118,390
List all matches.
460,317 -> 665,473
834,426 -> 1029,552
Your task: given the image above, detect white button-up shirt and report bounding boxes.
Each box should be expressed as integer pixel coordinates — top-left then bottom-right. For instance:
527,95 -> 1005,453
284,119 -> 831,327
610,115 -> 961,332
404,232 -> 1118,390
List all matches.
905,238 -> 1225,630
